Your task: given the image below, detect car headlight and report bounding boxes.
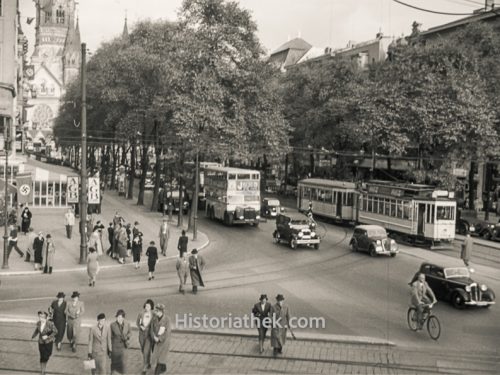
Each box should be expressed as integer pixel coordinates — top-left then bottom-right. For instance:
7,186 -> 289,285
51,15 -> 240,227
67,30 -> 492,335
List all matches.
239,216 -> 244,220
480,284 -> 488,292
376,240 -> 381,245
256,215 -> 260,219
470,226 -> 475,231
298,232 -> 303,238
465,285 -> 471,292
311,232 -> 316,238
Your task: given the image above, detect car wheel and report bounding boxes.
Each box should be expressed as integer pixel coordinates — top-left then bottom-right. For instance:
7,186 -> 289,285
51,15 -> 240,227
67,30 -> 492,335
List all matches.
483,232 -> 492,240
369,246 -> 377,257
390,253 -> 396,257
452,292 -> 466,309
314,243 -> 319,250
273,232 -> 280,244
290,239 -> 297,249
252,222 -> 259,227
350,240 -> 358,252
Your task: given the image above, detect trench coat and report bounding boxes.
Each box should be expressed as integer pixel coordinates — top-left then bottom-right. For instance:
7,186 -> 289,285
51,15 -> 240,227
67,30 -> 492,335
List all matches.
89,231 -> 103,256
136,311 -> 154,368
117,228 -> 128,258
188,254 -> 205,287
150,313 -> 172,367
88,324 -> 111,375
110,320 -> 131,374
33,237 -> 45,265
42,241 -> 55,268
270,303 -> 290,350
461,236 -> 473,263
49,299 -> 67,344
87,251 -> 99,279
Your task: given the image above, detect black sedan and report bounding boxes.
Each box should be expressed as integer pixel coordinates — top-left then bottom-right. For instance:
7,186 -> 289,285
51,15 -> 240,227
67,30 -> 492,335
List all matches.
411,262 -> 496,309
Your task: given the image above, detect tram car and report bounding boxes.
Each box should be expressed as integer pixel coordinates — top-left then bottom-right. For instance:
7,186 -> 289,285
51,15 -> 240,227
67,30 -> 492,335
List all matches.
297,179 -> 457,248
297,179 -> 359,223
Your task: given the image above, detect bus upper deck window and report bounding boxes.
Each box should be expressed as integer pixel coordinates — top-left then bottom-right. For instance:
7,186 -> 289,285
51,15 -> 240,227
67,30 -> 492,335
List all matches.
238,174 -> 250,180
228,174 -> 236,180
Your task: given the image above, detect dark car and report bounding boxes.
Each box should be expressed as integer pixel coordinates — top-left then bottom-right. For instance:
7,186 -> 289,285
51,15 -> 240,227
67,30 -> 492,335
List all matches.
273,212 -> 320,249
411,262 -> 495,309
456,209 -> 496,238
261,198 -> 283,218
349,225 -> 398,257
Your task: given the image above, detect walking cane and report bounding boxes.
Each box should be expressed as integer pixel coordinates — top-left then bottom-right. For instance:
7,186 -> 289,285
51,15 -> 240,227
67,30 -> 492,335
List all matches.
288,325 -> 297,340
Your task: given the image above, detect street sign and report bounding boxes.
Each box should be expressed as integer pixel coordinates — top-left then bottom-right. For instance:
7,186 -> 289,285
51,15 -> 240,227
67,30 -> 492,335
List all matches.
88,177 -> 100,204
67,176 -> 79,203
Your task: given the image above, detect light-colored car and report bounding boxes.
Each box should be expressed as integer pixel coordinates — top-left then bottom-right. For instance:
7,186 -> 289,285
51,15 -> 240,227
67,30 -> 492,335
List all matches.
350,225 -> 398,257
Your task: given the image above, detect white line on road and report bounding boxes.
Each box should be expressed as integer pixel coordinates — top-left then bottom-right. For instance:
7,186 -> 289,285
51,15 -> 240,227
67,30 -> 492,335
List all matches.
0,296 -> 54,303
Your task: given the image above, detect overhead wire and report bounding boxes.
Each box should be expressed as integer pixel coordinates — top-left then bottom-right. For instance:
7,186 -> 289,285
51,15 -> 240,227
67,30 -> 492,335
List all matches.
392,0 -> 476,15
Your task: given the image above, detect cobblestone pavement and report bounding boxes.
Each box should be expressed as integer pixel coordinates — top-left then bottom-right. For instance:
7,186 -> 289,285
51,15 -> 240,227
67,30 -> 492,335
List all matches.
0,322 -> 498,375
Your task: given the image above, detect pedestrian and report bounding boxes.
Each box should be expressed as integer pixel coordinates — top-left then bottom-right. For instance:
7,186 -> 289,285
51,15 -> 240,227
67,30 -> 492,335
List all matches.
42,234 -> 55,274
126,223 -> 132,257
176,252 -> 189,294
31,311 -> 57,375
132,226 -> 143,269
48,292 -> 67,351
7,223 -> 24,259
158,219 -> 170,256
252,294 -> 271,353
177,230 -> 188,257
88,313 -> 111,375
146,241 -> 159,281
64,207 -> 75,239
89,226 -> 103,257
150,303 -> 171,375
21,206 -> 32,235
167,200 -> 174,222
96,221 -> 105,254
107,222 -> 114,257
65,291 -> 85,352
25,227 -> 36,263
33,231 -> 45,271
159,186 -> 168,216
188,249 -> 205,294
137,299 -> 154,374
110,309 -> 131,375
117,224 -> 128,264
461,233 -> 473,267
270,294 -> 291,356
87,247 -> 99,287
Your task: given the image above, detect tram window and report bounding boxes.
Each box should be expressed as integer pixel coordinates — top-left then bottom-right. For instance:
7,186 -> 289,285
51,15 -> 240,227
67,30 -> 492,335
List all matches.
333,191 -> 337,204
303,188 -> 310,198
431,205 -> 435,223
346,193 -> 353,206
324,189 -> 332,202
403,202 -> 411,219
396,200 -> 403,218
436,206 -> 453,220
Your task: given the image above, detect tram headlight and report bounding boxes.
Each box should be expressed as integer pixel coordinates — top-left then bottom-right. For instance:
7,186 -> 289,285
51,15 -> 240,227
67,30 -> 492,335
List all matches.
256,215 -> 260,220
239,216 -> 244,220
465,285 -> 471,292
480,284 -> 488,292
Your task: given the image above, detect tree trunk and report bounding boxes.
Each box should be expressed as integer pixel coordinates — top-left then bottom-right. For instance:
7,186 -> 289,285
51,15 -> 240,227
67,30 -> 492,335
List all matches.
137,121 -> 148,206
177,151 -> 185,227
151,121 -> 162,211
111,144 -> 118,190
284,153 -> 288,193
468,161 -> 476,210
121,144 -> 127,167
127,141 -> 136,200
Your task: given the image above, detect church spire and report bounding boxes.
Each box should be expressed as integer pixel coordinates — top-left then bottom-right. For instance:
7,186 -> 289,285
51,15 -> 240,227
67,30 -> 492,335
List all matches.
122,13 -> 129,43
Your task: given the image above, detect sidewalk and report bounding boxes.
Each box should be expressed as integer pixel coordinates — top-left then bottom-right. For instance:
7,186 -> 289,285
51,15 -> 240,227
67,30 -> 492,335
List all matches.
0,188 -> 209,276
0,321 -> 498,374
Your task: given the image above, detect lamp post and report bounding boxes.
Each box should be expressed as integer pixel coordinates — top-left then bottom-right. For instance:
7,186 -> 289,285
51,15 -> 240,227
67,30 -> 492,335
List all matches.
192,149 -> 199,241
79,42 -> 88,264
2,117 -> 10,269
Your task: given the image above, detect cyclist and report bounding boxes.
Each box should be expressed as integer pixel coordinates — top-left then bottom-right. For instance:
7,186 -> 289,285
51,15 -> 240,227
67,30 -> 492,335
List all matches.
410,273 -> 437,330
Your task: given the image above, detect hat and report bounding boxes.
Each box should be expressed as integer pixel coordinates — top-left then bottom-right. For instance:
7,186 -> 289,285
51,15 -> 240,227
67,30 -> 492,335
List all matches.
259,294 -> 268,301
191,249 -> 198,255
276,294 -> 285,301
97,313 -> 106,321
38,311 -> 48,318
115,309 -> 126,318
56,292 -> 65,298
71,291 -> 80,298
155,303 -> 165,312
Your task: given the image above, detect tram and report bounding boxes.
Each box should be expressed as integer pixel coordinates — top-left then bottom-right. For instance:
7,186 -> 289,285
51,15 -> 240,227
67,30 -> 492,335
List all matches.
297,179 -> 359,222
297,179 -> 457,247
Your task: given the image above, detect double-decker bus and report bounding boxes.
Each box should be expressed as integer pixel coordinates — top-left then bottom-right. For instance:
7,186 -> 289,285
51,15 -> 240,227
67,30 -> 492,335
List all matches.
204,166 -> 261,226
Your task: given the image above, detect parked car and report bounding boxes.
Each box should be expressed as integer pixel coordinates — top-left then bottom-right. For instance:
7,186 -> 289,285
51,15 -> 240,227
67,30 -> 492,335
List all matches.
456,209 -> 496,238
157,190 -> 189,214
144,171 -> 154,190
410,262 -> 495,309
349,225 -> 398,257
261,198 -> 283,218
273,212 -> 320,249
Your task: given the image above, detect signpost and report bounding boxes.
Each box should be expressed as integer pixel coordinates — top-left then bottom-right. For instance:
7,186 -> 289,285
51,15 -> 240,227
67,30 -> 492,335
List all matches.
67,176 -> 79,204
88,177 -> 100,204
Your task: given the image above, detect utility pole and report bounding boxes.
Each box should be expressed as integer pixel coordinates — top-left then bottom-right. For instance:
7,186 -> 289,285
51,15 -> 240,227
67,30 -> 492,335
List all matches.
192,150 -> 199,240
79,43 -> 88,264
2,117 -> 10,269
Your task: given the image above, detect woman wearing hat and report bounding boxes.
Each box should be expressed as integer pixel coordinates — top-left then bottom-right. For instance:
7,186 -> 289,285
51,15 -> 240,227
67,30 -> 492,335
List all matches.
110,309 -> 131,374
146,241 -> 159,280
88,313 -> 111,375
32,310 -> 57,375
42,234 -> 55,274
89,226 -> 103,257
150,304 -> 171,375
33,231 -> 45,271
48,292 -> 67,351
87,247 -> 99,287
188,249 -> 205,294
252,294 -> 271,353
270,294 -> 291,356
64,291 -> 85,352
137,299 -> 155,374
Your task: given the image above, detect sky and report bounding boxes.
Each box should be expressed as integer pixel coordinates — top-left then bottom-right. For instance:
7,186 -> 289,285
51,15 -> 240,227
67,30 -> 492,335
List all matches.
19,0 -> 487,55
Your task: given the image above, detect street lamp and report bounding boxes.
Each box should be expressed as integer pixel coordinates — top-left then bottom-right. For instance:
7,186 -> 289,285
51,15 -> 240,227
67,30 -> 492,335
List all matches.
2,117 -> 10,269
79,42 -> 88,264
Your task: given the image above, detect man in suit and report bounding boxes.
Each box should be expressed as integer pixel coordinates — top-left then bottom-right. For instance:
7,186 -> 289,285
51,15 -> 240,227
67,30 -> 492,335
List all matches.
158,219 -> 170,256
88,313 -> 111,375
252,294 -> 271,353
410,273 -> 437,329
270,294 -> 290,356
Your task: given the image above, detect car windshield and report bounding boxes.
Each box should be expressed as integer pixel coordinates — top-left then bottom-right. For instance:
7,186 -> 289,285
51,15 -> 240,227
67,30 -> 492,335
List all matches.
290,219 -> 309,226
366,228 -> 387,237
444,267 -> 470,279
266,199 -> 280,206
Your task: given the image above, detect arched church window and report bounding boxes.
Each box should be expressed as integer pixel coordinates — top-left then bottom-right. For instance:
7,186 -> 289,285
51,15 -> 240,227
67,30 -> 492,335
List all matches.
56,7 -> 65,24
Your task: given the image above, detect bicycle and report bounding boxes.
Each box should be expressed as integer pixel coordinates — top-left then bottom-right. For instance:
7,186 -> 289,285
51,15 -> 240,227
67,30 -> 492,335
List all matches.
407,303 -> 441,340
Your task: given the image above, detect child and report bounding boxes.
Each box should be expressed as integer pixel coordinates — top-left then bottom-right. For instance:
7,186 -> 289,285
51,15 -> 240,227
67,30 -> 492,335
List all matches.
145,241 -> 158,281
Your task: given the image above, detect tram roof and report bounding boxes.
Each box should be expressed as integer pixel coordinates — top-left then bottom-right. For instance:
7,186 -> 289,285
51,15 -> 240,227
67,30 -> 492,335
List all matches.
367,180 -> 437,192
298,179 -> 357,189
203,166 -> 260,174
364,180 -> 451,199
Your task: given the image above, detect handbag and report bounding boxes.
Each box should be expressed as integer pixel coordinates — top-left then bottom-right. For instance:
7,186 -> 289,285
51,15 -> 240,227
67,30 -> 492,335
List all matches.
83,359 -> 96,370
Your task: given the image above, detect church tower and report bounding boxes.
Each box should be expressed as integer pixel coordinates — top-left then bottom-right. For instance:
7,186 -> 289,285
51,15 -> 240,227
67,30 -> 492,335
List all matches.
63,17 -> 81,85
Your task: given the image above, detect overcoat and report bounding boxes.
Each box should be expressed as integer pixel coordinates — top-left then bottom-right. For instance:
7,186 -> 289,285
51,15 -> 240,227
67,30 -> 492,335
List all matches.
87,251 -> 99,279
88,324 -> 111,375
150,313 -> 172,366
110,320 -> 131,374
42,241 -> 55,268
252,301 -> 271,339
270,303 -> 290,349
33,237 -> 45,264
188,254 -> 205,287
49,299 -> 67,344
461,236 -> 473,263
177,235 -> 188,256
21,208 -> 32,233
117,228 -> 128,258
89,231 -> 103,256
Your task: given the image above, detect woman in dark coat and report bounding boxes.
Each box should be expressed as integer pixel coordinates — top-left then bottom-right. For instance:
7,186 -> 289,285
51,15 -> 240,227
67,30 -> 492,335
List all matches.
110,309 -> 131,375
33,232 -> 45,271
146,241 -> 159,281
48,292 -> 67,351
252,294 -> 272,353
21,207 -> 32,234
132,229 -> 143,269
32,311 -> 57,375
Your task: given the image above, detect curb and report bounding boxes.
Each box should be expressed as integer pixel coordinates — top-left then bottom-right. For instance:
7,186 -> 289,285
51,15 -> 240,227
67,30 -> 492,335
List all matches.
0,316 -> 395,347
0,236 -> 210,277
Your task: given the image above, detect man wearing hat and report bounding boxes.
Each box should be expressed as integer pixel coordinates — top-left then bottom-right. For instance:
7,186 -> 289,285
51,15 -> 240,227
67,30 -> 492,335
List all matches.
110,309 -> 131,374
270,294 -> 291,356
150,304 -> 171,375
48,292 -> 67,351
88,313 -> 111,375
158,218 -> 170,256
188,249 -> 205,294
64,291 -> 85,352
252,294 -> 271,353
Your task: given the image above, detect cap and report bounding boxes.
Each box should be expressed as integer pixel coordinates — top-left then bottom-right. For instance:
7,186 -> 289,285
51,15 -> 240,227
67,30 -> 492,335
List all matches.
71,291 -> 80,298
191,249 -> 198,255
276,294 -> 285,301
97,313 -> 106,320
56,292 -> 65,298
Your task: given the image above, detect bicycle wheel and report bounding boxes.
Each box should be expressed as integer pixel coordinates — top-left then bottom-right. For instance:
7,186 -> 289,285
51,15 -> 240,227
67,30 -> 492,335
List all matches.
407,308 -> 418,331
427,315 -> 441,340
